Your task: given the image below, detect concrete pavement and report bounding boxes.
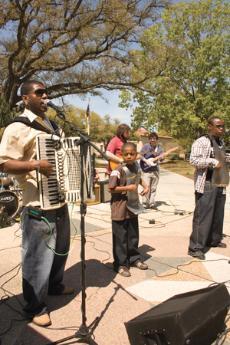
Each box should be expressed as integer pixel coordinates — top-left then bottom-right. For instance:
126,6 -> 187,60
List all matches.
0,169 -> 229,345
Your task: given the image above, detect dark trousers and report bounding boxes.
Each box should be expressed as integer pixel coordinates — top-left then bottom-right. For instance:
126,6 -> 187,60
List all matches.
112,216 -> 140,269
189,182 -> 226,252
21,204 -> 70,317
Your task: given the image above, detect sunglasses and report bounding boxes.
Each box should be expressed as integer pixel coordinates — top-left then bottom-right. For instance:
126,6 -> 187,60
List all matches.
214,125 -> 225,129
28,88 -> 48,97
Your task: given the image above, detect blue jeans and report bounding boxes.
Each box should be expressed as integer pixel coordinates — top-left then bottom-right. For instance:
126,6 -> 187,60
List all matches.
189,182 -> 226,252
21,204 -> 70,317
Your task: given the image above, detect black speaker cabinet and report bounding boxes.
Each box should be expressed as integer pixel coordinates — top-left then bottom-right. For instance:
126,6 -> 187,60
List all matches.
125,284 -> 230,345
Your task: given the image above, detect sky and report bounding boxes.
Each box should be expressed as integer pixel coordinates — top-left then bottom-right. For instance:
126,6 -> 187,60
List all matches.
65,89 -> 132,125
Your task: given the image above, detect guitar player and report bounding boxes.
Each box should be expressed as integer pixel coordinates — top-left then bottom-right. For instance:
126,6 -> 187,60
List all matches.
106,123 -> 131,174
139,132 -> 164,209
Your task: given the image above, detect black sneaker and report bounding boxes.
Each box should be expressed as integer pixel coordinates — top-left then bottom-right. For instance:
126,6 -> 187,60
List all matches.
188,250 -> 205,260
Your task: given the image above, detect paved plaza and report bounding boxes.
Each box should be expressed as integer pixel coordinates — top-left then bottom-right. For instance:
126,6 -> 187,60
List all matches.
0,169 -> 229,345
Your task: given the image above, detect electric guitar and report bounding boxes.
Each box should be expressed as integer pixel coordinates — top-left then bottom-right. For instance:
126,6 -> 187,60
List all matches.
109,156 -> 123,171
140,146 -> 179,171
109,146 -> 179,171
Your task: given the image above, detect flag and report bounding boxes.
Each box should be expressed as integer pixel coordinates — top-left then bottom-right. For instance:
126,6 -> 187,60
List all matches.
85,103 -> 90,135
86,103 -> 90,118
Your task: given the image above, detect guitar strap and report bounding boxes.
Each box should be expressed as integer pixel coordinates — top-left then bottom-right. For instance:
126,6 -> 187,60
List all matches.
141,145 -> 158,156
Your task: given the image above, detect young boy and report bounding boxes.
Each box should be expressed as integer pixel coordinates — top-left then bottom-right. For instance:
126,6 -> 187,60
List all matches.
109,142 -> 149,277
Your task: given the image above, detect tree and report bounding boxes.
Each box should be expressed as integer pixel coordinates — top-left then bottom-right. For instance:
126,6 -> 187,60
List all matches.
0,95 -> 16,129
47,105 -> 120,143
120,0 -> 229,147
0,0 -> 167,113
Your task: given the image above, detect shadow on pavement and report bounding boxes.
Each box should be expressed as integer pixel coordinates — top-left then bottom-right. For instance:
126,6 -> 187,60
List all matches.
1,259 -> 116,345
139,244 -> 155,261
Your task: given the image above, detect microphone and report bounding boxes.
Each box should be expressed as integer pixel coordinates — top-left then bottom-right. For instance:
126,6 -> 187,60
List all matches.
46,100 -> 66,120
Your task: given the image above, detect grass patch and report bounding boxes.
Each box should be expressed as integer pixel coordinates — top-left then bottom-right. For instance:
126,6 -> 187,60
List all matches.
161,160 -> 194,180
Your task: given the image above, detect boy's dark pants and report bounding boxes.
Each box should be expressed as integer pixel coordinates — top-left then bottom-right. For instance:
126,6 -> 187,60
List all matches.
112,216 -> 140,269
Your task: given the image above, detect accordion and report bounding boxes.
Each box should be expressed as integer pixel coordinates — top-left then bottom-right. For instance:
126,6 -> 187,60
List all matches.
36,134 -> 94,210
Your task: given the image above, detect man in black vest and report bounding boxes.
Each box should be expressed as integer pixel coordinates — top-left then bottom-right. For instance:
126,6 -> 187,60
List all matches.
0,80 -> 73,327
188,116 -> 229,260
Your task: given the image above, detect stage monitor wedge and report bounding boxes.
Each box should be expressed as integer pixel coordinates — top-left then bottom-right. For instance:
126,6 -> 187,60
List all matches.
125,284 -> 230,345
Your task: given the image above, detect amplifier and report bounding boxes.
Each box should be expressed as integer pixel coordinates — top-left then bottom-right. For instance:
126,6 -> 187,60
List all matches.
98,180 -> 110,203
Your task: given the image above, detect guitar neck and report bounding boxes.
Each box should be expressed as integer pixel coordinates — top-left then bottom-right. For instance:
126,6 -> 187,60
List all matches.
145,146 -> 178,159
110,146 -> 178,170
162,146 -> 179,157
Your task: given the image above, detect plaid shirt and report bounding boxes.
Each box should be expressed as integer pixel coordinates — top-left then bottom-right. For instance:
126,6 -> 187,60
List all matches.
190,136 -> 219,193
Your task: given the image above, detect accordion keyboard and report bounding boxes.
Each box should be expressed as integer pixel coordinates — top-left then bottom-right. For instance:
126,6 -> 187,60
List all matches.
36,134 -> 90,210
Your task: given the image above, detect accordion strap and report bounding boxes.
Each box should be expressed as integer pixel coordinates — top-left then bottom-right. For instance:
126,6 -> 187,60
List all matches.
11,116 -> 60,136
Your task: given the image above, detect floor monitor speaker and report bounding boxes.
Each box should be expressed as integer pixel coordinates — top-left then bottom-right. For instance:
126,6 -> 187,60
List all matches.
125,284 -> 230,345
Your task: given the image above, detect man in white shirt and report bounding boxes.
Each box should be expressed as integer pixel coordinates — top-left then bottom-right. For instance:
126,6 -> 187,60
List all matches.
0,80 -> 74,327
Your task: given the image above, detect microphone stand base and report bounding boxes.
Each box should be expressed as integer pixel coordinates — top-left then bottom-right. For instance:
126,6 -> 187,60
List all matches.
45,323 -> 98,344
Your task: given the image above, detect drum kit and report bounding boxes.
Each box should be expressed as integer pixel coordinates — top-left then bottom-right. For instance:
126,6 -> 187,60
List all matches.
0,172 -> 22,228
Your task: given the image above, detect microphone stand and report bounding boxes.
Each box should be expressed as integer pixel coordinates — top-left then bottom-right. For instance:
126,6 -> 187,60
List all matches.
46,113 -> 107,345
